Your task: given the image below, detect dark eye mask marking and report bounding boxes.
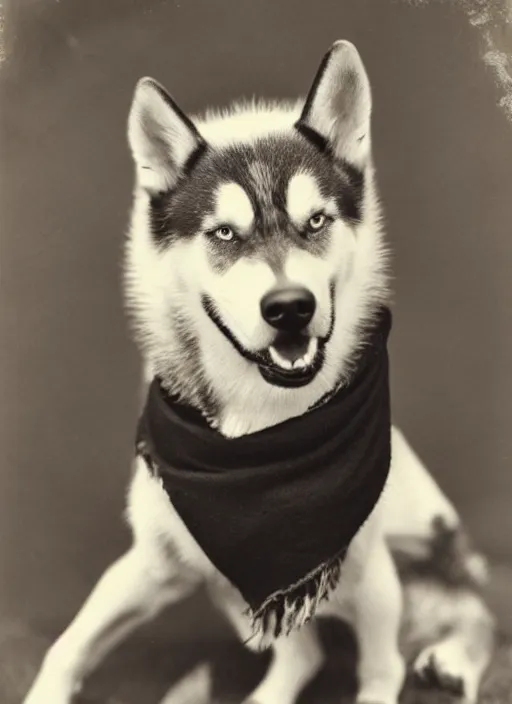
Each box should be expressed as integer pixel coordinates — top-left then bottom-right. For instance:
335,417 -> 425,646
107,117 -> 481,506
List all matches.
148,132 -> 365,251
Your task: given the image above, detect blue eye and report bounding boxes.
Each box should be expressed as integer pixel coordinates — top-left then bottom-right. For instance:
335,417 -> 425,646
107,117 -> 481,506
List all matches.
308,213 -> 327,231
215,225 -> 235,241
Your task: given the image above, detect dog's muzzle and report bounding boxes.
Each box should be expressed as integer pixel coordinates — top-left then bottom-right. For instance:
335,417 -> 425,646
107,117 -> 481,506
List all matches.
201,284 -> 335,388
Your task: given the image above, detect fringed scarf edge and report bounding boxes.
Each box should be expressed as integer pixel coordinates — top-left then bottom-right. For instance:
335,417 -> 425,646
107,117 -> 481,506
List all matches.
138,441 -> 349,646
243,548 -> 347,647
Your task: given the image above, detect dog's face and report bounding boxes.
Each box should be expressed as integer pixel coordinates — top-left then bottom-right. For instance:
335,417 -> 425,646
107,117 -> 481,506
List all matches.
126,41 -> 388,430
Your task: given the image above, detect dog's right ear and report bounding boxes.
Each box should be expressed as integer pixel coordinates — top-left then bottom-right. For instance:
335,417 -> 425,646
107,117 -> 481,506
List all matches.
128,78 -> 206,193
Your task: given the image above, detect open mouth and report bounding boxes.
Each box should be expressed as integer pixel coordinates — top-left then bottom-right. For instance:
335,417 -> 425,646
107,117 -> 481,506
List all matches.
201,288 -> 335,389
259,333 -> 325,388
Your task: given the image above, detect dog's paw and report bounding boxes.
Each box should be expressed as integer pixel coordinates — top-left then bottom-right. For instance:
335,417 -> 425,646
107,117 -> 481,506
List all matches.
414,653 -> 464,695
413,640 -> 471,700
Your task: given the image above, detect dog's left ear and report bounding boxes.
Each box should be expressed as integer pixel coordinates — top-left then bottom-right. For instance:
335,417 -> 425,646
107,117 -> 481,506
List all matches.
297,41 -> 372,167
128,77 -> 205,193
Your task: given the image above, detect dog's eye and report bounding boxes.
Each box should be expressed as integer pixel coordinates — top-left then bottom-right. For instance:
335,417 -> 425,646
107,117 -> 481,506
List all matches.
215,225 -> 235,242
308,213 -> 327,232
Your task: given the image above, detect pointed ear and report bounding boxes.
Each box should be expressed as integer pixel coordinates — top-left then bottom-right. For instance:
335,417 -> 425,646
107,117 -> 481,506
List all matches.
297,41 -> 372,167
127,77 -> 206,193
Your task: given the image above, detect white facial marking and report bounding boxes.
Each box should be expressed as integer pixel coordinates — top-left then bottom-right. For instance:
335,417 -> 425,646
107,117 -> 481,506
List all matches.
201,255 -> 276,348
286,172 -> 333,226
203,182 -> 254,234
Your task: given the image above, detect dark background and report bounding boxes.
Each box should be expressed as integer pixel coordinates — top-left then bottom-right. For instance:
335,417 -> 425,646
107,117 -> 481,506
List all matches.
1,1 -> 512,702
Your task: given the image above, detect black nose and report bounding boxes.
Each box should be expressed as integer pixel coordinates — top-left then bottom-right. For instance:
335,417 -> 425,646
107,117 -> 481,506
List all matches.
260,286 -> 316,332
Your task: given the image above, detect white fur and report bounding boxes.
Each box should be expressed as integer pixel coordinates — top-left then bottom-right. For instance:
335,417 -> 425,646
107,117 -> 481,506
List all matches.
197,99 -> 303,148
382,427 -> 460,538
202,181 -> 255,234
24,41 -> 494,704
283,230 -> 352,335
286,171 -> 338,225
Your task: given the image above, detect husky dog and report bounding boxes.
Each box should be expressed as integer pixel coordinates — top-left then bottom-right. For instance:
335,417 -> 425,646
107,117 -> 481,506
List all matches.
24,41 -> 494,704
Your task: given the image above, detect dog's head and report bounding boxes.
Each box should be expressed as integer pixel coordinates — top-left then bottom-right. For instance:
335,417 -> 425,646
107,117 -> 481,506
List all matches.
126,41 -> 389,434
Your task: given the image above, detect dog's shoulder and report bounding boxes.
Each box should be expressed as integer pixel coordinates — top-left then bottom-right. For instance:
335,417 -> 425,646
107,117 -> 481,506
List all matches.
126,457 -> 218,580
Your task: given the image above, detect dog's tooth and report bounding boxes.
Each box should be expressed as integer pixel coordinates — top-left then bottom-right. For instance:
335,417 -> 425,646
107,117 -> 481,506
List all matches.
269,346 -> 293,370
293,357 -> 307,369
269,346 -> 281,366
303,337 -> 318,366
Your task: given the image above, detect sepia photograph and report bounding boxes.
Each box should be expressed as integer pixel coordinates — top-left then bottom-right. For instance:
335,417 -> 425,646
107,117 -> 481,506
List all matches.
1,1 -> 512,702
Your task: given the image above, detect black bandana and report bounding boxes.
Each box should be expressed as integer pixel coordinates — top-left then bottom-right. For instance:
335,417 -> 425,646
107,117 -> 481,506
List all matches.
136,308 -> 392,639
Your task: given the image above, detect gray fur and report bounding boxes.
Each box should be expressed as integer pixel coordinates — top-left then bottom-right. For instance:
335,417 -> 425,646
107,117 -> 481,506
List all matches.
149,133 -> 364,275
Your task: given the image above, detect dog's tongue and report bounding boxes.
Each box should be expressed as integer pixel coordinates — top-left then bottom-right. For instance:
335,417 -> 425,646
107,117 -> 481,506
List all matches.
273,333 -> 309,362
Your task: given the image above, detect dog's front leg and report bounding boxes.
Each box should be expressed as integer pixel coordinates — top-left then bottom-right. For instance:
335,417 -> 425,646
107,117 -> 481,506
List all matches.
23,546 -> 196,704
353,538 -> 405,704
209,580 -> 323,704
244,622 -> 324,704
